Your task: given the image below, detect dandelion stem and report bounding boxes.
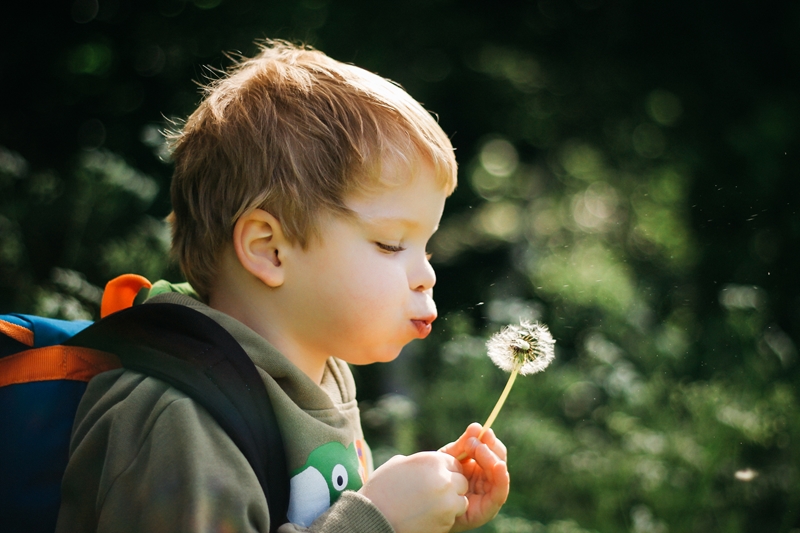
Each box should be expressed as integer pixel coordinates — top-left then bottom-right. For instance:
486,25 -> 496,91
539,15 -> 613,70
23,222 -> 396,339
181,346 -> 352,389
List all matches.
479,365 -> 519,439
456,363 -> 520,461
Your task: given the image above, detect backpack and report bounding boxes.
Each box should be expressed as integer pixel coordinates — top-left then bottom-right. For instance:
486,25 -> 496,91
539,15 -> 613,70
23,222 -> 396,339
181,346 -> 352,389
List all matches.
0,274 -> 289,533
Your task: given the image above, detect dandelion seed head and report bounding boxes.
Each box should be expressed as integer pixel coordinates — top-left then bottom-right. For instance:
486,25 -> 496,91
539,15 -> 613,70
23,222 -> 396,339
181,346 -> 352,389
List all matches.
486,320 -> 555,375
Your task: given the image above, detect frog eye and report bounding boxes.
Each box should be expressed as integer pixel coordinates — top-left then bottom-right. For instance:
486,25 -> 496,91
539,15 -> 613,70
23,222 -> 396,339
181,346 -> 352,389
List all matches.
331,464 -> 348,491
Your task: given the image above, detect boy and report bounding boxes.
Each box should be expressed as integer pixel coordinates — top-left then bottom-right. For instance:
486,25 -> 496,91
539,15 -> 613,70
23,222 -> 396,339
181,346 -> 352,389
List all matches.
56,41 -> 509,533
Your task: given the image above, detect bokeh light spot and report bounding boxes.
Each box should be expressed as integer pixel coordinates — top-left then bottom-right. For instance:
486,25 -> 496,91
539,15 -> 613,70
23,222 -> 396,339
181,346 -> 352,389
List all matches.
571,181 -> 619,232
68,43 -> 113,75
480,138 -> 519,177
646,89 -> 683,126
560,142 -> 605,180
475,201 -> 522,241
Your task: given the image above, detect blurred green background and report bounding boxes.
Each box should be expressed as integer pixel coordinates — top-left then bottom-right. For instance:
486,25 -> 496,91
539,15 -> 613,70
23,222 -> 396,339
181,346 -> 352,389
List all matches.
1,1 -> 798,532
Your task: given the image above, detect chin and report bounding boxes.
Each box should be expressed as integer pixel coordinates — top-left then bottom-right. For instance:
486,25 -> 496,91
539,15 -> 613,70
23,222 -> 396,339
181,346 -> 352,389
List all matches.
348,345 -> 404,366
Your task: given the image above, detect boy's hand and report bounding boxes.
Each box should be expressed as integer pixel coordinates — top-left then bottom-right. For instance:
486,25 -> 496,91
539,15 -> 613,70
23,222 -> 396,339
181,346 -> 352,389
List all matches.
359,452 -> 469,533
439,423 -> 510,532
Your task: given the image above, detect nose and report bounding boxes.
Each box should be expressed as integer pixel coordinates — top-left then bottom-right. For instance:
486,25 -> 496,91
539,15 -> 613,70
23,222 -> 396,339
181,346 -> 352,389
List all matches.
410,254 -> 436,292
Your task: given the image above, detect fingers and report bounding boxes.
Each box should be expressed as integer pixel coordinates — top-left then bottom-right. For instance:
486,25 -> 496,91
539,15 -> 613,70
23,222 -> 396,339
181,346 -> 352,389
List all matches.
439,424 -> 479,455
448,471 -> 470,518
447,470 -> 470,518
467,439 -> 492,478
469,438 -> 510,504
440,424 -> 507,456
452,470 -> 469,496
476,427 -> 508,462
440,451 -> 465,474
456,495 -> 470,518
461,436 -> 506,485
464,422 -> 483,438
492,461 -> 511,505
416,451 -> 469,495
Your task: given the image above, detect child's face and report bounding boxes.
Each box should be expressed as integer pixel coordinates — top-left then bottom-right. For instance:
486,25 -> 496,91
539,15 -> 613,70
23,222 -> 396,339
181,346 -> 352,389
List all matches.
281,161 -> 447,367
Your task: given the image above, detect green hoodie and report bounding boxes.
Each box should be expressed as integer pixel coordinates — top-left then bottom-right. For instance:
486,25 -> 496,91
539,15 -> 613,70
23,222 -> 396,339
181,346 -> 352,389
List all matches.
56,285 -> 393,533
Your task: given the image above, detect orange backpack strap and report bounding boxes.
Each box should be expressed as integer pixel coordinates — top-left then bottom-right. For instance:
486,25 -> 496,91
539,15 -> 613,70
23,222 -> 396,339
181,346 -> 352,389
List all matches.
100,274 -> 153,318
0,346 -> 120,387
0,318 -> 35,347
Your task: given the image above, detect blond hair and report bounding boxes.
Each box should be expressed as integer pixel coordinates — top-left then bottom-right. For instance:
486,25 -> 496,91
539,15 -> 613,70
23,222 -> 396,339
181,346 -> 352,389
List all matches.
168,40 -> 457,300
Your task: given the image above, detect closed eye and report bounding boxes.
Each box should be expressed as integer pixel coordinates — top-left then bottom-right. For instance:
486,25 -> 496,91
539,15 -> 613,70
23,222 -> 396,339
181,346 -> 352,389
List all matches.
376,242 -> 406,253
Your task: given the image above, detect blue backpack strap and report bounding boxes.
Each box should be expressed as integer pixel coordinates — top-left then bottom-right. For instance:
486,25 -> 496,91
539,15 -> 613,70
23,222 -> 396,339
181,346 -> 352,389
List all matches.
67,303 -> 289,532
0,314 -> 92,347
0,314 -> 92,357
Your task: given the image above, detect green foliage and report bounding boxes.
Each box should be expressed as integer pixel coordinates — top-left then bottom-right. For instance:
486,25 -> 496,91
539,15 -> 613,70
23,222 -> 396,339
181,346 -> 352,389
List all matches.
2,1 -> 799,531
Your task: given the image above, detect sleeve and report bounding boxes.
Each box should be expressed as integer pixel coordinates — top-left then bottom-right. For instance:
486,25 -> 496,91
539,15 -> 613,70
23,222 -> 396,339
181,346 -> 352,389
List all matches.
278,492 -> 394,533
57,378 -> 270,533
96,397 -> 270,533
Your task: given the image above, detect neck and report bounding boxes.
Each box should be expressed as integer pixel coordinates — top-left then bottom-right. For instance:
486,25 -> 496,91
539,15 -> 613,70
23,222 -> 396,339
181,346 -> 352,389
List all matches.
207,254 -> 329,385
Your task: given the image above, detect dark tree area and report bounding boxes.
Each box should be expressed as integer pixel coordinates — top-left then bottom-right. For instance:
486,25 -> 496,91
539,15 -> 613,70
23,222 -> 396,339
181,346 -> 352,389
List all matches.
1,1 -> 798,532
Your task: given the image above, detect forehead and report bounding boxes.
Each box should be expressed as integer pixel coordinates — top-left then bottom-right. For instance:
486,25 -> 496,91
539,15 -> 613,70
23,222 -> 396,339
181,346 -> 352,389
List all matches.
360,148 -> 456,197
345,164 -> 447,227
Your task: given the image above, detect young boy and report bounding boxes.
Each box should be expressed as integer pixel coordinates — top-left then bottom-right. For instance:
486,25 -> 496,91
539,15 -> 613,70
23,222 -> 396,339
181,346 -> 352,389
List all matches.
56,41 -> 509,533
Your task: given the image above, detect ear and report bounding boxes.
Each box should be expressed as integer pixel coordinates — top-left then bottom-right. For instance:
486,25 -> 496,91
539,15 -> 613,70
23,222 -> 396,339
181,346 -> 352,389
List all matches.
232,208 -> 287,288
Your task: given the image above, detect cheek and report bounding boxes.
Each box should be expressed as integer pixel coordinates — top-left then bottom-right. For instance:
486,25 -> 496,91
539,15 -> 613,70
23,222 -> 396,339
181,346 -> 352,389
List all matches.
330,258 -> 405,315
303,253 -> 383,304
342,264 -> 398,311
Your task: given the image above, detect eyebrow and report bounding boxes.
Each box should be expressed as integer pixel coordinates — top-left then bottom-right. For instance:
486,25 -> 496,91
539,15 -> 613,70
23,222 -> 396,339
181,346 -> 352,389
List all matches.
362,215 -> 418,227
357,215 -> 439,233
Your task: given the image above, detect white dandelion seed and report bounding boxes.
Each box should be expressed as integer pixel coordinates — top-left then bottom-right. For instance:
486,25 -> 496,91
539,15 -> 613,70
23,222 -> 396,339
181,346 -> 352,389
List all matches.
487,320 -> 556,375
459,320 -> 556,455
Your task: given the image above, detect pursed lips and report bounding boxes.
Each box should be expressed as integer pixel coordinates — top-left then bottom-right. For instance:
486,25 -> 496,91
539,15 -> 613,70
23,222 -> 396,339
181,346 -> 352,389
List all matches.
410,315 -> 436,338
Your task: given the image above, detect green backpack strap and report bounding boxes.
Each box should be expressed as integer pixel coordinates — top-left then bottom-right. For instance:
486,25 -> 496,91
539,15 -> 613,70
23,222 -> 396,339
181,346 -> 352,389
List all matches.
67,303 -> 289,532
